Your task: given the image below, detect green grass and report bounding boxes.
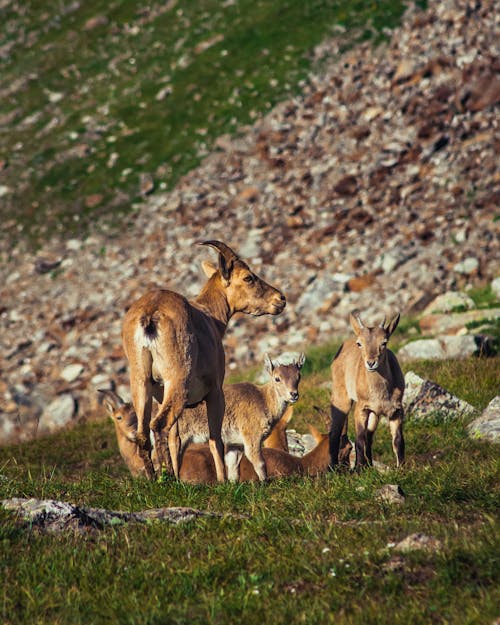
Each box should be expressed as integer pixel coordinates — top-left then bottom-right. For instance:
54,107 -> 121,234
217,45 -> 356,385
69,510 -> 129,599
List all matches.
1,350 -> 498,625
0,0 -> 425,247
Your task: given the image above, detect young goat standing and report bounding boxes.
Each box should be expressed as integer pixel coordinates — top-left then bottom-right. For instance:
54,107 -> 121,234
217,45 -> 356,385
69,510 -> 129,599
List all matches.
121,240 -> 285,481
329,312 -> 405,470
177,353 -> 305,481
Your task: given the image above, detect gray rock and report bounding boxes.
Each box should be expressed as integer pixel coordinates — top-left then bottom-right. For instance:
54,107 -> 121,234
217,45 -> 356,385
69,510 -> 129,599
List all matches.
60,363 -> 84,383
398,335 -> 490,361
375,484 -> 405,505
422,291 -> 476,315
1,497 -> 218,533
404,371 -> 477,420
393,533 -> 442,553
467,396 -> 500,442
419,308 -> 500,335
491,277 -> 500,300
453,257 -> 479,275
38,394 -> 76,434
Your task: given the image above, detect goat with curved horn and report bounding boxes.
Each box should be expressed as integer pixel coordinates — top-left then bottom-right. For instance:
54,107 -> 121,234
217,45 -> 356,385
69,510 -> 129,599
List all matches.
121,240 -> 286,481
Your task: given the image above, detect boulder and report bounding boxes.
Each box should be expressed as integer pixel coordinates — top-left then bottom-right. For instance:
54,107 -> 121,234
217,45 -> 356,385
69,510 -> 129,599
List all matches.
419,308 -> 500,335
467,396 -> 500,442
422,291 -> 476,315
403,371 -> 477,420
398,335 -> 492,361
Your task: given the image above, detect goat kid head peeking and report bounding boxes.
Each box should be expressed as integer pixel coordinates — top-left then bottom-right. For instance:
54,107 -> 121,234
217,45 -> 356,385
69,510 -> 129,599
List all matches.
264,353 -> 306,404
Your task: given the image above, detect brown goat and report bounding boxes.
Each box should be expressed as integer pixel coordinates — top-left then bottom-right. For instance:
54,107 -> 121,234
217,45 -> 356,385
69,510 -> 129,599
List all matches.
329,311 -> 405,470
176,353 -> 305,481
121,240 -> 286,481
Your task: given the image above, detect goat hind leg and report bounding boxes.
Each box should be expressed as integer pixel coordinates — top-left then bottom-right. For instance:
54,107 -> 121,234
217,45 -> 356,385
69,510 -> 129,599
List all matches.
390,409 -> 405,467
205,390 -> 226,482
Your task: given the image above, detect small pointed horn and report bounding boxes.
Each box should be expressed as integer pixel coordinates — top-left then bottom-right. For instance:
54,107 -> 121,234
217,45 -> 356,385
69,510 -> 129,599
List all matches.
379,315 -> 387,329
353,311 -> 365,328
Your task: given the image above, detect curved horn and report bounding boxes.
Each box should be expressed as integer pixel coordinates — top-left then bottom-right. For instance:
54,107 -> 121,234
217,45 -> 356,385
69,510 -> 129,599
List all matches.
198,240 -> 239,263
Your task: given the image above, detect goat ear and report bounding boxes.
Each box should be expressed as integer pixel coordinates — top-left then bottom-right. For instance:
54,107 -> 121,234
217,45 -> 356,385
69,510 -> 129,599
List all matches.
218,253 -> 234,283
264,353 -> 274,375
349,311 -> 364,336
98,389 -> 122,414
385,312 -> 400,337
201,260 -> 218,278
307,423 -> 325,443
296,353 -> 306,369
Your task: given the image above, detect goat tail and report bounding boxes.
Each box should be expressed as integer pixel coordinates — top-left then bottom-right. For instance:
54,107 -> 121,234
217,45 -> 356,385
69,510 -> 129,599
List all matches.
140,311 -> 161,340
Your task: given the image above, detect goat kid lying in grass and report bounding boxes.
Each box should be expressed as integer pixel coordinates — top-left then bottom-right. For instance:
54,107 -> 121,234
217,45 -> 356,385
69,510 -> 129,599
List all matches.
101,390 -> 353,483
100,353 -> 304,482
329,311 -> 405,470
121,240 -> 286,482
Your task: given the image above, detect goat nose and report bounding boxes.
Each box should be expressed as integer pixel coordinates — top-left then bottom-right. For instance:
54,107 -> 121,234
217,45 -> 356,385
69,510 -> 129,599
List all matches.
290,391 -> 299,401
367,360 -> 376,368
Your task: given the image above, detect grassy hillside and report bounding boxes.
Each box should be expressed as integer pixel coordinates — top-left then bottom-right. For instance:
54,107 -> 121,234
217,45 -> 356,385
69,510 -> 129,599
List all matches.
0,0 -> 422,245
1,347 -> 498,625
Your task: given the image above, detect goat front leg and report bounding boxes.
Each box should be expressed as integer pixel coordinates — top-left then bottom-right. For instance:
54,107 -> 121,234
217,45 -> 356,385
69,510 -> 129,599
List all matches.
389,408 -> 405,467
205,390 -> 227,482
329,391 -> 352,469
354,405 -> 372,470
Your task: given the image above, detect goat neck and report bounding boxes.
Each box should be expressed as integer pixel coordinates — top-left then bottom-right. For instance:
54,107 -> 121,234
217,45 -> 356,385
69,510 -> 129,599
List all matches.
192,273 -> 232,337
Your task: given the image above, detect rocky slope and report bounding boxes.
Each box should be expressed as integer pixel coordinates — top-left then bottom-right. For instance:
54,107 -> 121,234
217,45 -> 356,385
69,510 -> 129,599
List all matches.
0,0 -> 498,442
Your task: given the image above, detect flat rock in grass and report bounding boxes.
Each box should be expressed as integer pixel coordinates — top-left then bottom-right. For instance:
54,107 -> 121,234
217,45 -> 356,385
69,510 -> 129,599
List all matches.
403,371 -> 477,421
467,396 -> 500,442
393,533 -> 443,553
491,277 -> 500,300
1,498 -> 218,533
398,335 -> 491,361
375,484 -> 405,505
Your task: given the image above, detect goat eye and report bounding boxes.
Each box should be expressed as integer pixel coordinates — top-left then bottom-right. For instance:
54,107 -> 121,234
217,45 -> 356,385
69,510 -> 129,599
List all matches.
243,274 -> 254,283
356,342 -> 362,348
274,377 -> 281,383
116,415 -> 123,420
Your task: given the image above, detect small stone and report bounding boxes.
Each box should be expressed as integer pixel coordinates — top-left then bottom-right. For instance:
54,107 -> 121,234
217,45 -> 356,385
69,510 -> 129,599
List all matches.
393,533 -> 442,553
38,394 -> 76,434
453,257 -> 479,275
85,194 -> 103,208
84,15 -> 108,30
139,173 -> 155,196
375,484 -> 405,505
491,277 -> 500,300
60,363 -> 84,383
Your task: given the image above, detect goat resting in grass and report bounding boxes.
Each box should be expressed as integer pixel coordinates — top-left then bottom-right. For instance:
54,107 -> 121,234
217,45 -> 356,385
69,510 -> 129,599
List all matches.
101,389 -> 352,483
121,240 -> 286,481
329,312 -> 405,470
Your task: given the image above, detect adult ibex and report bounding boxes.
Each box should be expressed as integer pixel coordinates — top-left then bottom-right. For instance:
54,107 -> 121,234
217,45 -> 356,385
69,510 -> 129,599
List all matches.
121,241 -> 286,481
